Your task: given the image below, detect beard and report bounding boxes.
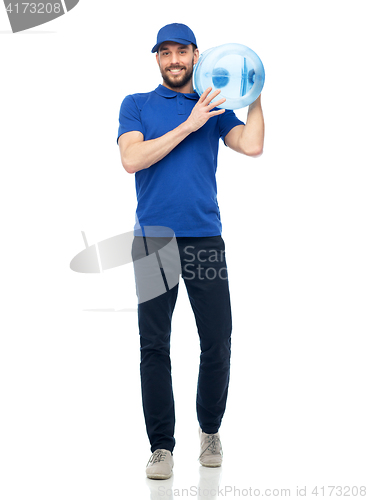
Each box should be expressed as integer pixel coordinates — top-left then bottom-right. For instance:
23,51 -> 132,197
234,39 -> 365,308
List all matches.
160,58 -> 195,89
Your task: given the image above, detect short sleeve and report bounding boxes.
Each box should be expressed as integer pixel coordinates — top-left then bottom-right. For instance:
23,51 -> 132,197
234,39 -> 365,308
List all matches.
218,109 -> 245,145
117,95 -> 145,145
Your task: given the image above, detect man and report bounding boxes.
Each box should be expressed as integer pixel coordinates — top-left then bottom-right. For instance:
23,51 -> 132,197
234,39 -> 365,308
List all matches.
117,23 -> 264,479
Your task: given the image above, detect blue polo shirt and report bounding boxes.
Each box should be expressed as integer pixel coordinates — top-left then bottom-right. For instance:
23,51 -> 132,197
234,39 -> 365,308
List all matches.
117,84 -> 244,237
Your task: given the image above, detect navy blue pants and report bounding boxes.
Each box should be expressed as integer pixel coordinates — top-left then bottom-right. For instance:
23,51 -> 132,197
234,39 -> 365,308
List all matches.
132,235 -> 232,453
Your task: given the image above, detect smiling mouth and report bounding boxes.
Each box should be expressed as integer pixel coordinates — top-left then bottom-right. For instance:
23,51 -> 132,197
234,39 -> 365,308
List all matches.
168,68 -> 184,74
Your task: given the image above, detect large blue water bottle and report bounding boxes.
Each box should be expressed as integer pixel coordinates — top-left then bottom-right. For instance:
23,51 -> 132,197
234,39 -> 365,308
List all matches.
193,43 -> 265,110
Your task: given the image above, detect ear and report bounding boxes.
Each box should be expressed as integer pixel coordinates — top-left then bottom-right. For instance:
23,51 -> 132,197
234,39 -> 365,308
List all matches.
156,52 -> 160,65
193,48 -> 199,65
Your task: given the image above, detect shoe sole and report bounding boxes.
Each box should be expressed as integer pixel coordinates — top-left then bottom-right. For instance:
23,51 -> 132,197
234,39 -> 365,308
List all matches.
146,473 -> 173,479
199,461 -> 222,467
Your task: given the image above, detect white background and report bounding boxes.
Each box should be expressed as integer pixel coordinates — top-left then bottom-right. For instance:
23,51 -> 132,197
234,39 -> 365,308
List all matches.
1,1 -> 367,498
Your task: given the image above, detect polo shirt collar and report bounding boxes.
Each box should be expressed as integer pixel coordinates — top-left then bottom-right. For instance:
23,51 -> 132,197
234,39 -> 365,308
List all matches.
154,84 -> 199,100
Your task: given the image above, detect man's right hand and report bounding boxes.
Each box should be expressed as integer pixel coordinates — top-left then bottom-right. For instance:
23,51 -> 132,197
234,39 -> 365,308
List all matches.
186,87 -> 226,133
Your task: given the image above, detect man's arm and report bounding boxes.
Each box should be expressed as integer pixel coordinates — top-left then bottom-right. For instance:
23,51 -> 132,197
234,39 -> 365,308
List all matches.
118,124 -> 191,174
224,94 -> 265,157
118,87 -> 226,174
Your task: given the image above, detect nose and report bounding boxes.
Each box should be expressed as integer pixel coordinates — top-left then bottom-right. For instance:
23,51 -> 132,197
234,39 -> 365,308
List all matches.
170,53 -> 180,65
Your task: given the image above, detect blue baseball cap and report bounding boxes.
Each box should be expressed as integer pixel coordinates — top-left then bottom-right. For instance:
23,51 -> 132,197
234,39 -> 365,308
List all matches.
151,23 -> 197,53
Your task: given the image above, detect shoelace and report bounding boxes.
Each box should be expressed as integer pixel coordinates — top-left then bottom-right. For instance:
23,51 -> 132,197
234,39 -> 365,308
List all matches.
199,434 -> 223,457
147,449 -> 168,467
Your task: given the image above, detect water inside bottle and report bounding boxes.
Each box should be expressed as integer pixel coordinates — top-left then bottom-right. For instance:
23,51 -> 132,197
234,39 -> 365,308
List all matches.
203,55 -> 255,99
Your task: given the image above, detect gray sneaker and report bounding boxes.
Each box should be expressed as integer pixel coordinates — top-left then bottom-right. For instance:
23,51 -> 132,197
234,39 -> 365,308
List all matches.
198,427 -> 223,467
146,449 -> 174,479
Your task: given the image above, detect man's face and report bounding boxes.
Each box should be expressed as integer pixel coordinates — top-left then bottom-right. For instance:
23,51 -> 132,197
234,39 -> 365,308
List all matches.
156,42 -> 199,90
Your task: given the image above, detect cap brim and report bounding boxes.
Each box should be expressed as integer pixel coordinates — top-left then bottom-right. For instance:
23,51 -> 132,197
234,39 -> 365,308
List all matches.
151,37 -> 194,53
